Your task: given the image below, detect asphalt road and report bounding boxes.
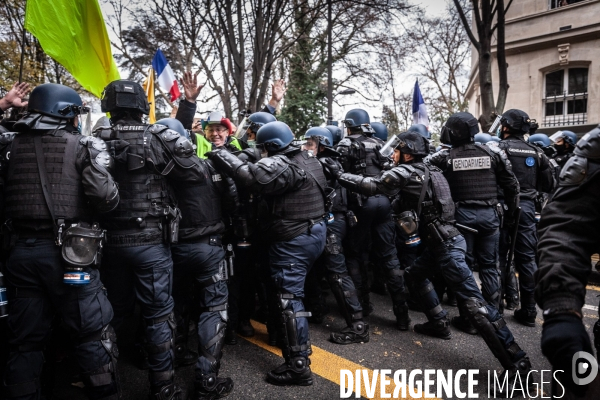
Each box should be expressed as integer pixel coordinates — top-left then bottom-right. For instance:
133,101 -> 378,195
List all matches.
45,274 -> 600,400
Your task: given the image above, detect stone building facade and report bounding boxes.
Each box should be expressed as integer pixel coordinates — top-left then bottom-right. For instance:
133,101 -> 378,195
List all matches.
465,0 -> 600,134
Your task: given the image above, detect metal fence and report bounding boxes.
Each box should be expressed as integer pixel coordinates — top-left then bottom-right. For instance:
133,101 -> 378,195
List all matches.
542,92 -> 588,127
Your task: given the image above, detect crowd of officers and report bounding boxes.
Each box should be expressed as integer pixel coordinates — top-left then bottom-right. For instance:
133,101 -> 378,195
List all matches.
0,77 -> 597,400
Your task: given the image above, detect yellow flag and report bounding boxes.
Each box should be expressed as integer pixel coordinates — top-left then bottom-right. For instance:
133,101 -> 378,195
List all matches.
143,68 -> 156,124
25,0 -> 121,97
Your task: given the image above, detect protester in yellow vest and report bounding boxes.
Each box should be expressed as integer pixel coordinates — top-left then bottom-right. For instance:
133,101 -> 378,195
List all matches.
196,111 -> 241,158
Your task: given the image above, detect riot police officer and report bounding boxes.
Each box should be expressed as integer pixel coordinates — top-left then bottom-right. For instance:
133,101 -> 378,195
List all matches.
304,127 -> 368,344
336,109 -> 406,328
536,125 -> 600,397
336,130 -> 532,389
153,118 -> 239,399
549,130 -> 578,171
97,80 -> 207,400
207,121 -> 326,386
1,83 -> 120,400
497,109 -> 555,327
427,112 -> 520,334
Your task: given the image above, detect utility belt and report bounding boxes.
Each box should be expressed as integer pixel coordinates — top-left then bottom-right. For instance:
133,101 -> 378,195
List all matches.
104,207 -> 181,246
177,234 -> 222,246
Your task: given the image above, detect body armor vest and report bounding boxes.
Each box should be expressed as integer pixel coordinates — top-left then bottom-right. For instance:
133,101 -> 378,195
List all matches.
499,137 -> 539,192
101,124 -> 173,230
4,131 -> 90,229
348,134 -> 384,177
272,151 -> 326,220
173,161 -> 223,234
445,144 -> 498,202
395,163 -> 455,224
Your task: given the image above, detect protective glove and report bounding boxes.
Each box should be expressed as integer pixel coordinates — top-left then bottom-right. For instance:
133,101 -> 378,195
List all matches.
541,314 -> 593,397
320,157 -> 343,179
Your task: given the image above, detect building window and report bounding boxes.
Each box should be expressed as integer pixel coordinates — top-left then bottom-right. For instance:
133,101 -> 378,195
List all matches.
549,0 -> 587,9
542,67 -> 588,127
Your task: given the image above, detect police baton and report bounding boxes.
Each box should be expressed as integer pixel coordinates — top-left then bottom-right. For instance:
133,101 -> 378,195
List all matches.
455,223 -> 478,235
507,207 -> 522,265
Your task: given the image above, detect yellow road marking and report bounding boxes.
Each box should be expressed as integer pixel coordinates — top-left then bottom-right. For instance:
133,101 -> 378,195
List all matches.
587,284 -> 600,292
244,320 -> 438,399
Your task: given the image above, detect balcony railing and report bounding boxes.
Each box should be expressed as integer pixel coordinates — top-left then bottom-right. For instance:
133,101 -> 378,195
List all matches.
549,0 -> 587,9
542,92 -> 587,127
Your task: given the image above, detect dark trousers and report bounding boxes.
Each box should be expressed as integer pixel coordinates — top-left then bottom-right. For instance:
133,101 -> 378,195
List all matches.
270,222 -> 326,358
102,243 -> 175,384
4,239 -> 114,400
499,199 -> 538,312
455,204 -> 501,306
171,242 -> 228,375
408,235 -> 515,348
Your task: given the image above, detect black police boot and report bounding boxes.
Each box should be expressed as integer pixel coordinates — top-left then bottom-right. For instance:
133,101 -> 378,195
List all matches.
451,316 -> 478,335
330,321 -> 369,345
393,304 -> 411,331
191,373 -> 234,400
513,308 -> 536,327
266,356 -> 313,386
224,326 -> 237,345
505,294 -> 519,310
149,382 -> 185,400
498,356 -> 533,398
237,319 -> 255,337
413,318 -> 452,340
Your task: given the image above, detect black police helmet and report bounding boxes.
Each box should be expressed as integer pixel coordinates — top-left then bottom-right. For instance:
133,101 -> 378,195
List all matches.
395,130 -> 429,157
343,109 -> 370,129
500,109 -> 531,134
155,118 -> 190,140
325,125 -> 343,145
28,83 -> 86,119
442,112 -> 479,145
305,127 -> 334,147
371,122 -> 388,142
245,111 -> 277,133
101,80 -> 150,115
256,121 -> 295,153
407,124 -> 431,140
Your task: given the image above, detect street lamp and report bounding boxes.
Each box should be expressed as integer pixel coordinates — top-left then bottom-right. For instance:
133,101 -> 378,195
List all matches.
326,88 -> 357,125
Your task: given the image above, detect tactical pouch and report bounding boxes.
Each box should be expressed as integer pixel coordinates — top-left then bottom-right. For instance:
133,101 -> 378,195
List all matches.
345,210 -> 358,228
426,220 -> 459,246
61,222 -> 105,268
324,187 -> 336,211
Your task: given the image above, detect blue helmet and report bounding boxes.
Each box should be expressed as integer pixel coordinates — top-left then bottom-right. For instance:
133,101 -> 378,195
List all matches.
528,133 -> 552,148
28,83 -> 88,119
156,118 -> 190,140
304,127 -> 334,147
550,130 -> 578,147
325,125 -> 343,145
256,121 -> 295,153
407,124 -> 431,140
343,108 -> 374,135
244,111 -> 277,134
474,133 -> 492,144
371,122 -> 388,142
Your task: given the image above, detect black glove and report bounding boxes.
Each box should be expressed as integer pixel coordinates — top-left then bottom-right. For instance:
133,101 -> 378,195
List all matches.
541,314 -> 593,397
320,157 -> 343,179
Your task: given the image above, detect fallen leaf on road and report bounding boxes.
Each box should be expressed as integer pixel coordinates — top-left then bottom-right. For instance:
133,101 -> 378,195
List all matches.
414,341 -> 422,347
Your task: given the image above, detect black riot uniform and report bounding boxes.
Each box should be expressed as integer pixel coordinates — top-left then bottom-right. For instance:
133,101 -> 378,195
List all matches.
97,80 -> 207,400
427,112 -> 520,333
207,121 -> 327,387
337,131 -> 532,392
304,127 -> 368,344
497,109 -> 555,327
536,125 -> 600,397
1,83 -> 121,400
335,109 -> 406,328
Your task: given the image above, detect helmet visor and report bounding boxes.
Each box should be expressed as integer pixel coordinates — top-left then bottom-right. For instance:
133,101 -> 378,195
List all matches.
379,135 -> 402,158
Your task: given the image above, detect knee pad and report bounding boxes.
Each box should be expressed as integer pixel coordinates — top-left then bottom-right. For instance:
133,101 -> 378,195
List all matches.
325,233 -> 343,255
144,312 -> 176,356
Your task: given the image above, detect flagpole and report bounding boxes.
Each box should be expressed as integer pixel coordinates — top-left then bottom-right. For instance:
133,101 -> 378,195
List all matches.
18,0 -> 28,83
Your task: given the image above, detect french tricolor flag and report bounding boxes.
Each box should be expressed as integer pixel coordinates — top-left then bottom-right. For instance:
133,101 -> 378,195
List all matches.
151,49 -> 181,102
412,79 -> 429,127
